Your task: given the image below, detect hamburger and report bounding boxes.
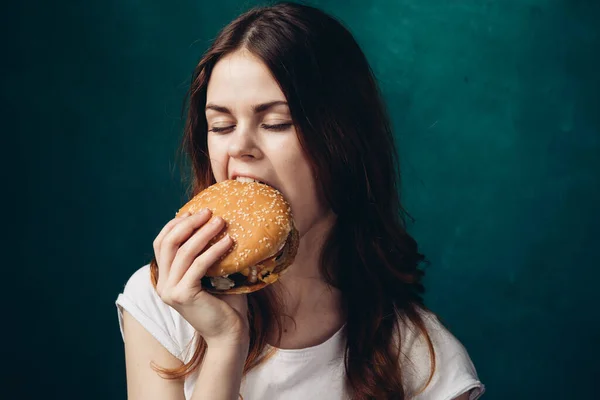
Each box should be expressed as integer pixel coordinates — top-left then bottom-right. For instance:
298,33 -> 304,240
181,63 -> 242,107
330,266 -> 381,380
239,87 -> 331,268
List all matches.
175,179 -> 299,294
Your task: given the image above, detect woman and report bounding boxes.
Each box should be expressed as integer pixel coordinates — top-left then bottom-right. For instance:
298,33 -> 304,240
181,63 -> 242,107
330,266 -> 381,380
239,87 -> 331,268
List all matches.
116,2 -> 485,399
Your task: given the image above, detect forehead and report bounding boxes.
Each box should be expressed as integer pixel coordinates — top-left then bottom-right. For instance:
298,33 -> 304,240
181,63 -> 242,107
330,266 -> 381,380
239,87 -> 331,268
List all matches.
206,50 -> 286,106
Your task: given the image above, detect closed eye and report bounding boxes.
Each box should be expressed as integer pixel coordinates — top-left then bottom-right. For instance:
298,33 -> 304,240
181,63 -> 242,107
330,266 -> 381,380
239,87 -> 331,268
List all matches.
208,123 -> 293,133
208,126 -> 233,133
262,123 -> 293,131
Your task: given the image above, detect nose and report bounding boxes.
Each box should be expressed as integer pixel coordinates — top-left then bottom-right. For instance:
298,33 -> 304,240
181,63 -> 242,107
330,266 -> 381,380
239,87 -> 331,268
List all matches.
227,125 -> 262,159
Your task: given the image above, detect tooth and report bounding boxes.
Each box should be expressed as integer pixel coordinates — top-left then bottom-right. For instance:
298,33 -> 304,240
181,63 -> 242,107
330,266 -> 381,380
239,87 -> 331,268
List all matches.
235,177 -> 257,183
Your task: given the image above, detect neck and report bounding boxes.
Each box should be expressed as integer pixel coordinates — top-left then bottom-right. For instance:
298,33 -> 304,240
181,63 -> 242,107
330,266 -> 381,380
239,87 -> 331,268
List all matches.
267,210 -> 342,320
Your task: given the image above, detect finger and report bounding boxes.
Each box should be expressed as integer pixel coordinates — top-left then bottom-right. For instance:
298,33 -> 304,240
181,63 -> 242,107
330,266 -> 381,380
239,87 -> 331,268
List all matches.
153,211 -> 193,256
168,216 -> 228,286
178,233 -> 234,290
154,213 -> 193,291
158,209 -> 212,285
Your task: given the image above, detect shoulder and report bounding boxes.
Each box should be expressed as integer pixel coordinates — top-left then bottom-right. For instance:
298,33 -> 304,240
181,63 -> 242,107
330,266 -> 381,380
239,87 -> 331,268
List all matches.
398,307 -> 485,400
115,264 -> 197,363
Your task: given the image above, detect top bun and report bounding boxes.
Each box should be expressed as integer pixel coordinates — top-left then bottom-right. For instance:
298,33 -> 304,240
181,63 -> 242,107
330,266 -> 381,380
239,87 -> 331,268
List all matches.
175,180 -> 295,277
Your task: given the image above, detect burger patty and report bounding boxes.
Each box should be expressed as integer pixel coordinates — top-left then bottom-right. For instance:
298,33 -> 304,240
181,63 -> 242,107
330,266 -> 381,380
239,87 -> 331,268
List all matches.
200,264 -> 275,290
201,239 -> 289,290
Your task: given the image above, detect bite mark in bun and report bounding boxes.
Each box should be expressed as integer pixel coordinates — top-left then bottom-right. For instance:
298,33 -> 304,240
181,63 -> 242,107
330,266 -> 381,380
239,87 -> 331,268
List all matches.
175,179 -> 299,294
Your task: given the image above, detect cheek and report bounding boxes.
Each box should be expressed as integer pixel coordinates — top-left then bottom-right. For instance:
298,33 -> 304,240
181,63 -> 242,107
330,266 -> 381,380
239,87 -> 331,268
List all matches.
207,139 -> 228,181
279,153 -> 328,235
276,137 -> 311,174
289,196 -> 318,236
287,185 -> 332,239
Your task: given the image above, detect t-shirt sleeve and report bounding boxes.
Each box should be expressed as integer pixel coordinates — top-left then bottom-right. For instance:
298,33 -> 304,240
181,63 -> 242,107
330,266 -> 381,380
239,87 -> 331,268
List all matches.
115,264 -> 196,363
401,311 -> 486,400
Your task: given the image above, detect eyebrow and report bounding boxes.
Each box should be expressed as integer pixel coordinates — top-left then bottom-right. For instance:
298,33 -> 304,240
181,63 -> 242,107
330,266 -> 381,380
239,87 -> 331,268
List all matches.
205,100 -> 289,115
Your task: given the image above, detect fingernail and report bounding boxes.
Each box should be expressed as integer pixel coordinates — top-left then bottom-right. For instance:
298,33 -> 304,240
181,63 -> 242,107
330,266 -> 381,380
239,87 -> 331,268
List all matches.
211,216 -> 222,225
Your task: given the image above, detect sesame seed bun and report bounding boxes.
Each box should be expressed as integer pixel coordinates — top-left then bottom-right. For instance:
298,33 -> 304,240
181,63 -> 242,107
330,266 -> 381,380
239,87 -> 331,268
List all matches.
175,180 -> 299,294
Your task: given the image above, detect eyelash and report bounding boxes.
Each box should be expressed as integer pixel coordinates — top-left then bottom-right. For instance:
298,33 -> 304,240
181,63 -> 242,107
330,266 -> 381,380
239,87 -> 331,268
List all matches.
208,123 -> 293,133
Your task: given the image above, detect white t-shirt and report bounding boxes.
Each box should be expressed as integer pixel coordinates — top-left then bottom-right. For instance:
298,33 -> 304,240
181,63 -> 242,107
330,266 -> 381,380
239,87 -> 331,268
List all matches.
116,264 -> 485,400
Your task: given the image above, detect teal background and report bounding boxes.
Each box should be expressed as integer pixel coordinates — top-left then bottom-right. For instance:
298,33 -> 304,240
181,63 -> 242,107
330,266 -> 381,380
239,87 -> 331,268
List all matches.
6,0 -> 599,398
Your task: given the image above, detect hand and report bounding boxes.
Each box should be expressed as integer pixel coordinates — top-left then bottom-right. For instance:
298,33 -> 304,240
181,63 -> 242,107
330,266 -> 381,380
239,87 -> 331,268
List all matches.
153,209 -> 249,347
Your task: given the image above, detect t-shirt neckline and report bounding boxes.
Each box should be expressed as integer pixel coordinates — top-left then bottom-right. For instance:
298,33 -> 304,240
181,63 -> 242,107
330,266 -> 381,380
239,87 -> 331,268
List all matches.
265,323 -> 347,360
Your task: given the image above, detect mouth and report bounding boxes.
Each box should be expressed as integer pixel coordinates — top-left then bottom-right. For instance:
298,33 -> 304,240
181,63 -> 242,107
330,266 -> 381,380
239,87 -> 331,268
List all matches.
234,176 -> 266,184
232,175 -> 279,192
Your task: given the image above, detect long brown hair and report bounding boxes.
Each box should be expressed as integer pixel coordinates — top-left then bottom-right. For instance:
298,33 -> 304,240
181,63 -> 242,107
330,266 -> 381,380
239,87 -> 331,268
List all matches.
148,2 -> 436,398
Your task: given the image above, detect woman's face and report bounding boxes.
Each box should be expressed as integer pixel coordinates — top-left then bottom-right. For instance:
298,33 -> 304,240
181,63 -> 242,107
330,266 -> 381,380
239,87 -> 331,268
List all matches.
205,49 -> 330,237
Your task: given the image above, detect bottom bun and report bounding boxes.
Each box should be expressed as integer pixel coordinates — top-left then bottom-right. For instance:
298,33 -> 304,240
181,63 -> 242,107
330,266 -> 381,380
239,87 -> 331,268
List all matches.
202,227 -> 299,295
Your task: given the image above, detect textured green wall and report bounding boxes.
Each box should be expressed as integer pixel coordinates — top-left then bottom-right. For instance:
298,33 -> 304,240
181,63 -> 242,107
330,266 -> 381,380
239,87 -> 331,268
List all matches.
7,0 -> 599,398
